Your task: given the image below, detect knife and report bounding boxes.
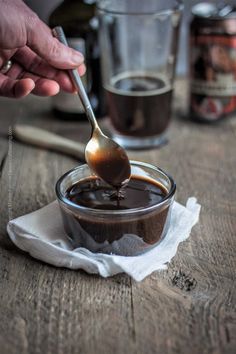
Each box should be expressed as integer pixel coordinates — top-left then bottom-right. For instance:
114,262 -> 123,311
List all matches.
13,124 -> 85,160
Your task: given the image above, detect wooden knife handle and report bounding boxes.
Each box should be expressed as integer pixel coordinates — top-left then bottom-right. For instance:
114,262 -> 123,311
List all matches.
13,124 -> 85,160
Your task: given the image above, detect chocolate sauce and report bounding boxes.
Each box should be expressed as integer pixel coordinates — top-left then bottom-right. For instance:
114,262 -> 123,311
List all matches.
66,175 -> 168,210
60,175 -> 172,256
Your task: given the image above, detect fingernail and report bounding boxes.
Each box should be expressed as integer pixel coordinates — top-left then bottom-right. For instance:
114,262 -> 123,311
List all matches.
72,51 -> 84,64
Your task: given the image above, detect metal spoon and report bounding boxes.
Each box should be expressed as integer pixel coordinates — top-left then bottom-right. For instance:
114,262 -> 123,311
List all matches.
52,26 -> 131,188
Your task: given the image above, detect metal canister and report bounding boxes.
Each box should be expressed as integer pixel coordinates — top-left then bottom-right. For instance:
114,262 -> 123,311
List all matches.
190,3 -> 236,122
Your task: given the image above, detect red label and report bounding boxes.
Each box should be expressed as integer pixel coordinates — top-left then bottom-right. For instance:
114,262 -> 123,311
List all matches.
190,33 -> 236,119
192,35 -> 236,48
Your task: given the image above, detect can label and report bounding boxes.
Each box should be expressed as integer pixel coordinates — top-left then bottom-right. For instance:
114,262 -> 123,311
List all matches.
190,34 -> 236,120
52,38 -> 87,114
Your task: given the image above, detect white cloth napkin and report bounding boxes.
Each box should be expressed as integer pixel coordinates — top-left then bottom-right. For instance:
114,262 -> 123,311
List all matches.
7,198 -> 201,281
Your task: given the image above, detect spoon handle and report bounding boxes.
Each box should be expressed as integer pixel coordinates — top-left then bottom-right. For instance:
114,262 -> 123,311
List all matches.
13,124 -> 85,160
52,26 -> 99,132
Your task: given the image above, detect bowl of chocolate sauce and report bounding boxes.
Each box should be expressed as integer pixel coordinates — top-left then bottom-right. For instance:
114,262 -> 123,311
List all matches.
56,161 -> 176,256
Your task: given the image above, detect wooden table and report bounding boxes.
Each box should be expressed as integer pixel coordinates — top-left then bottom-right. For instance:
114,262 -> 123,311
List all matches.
0,80 -> 235,354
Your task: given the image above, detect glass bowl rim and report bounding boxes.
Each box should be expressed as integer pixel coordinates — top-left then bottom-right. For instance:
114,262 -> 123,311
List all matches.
55,160 -> 176,217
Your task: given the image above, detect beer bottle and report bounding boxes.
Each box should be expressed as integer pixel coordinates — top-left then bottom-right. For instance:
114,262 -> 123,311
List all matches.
49,0 -> 105,119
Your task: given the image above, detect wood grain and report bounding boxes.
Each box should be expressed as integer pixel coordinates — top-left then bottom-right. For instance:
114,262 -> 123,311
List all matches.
0,81 -> 235,354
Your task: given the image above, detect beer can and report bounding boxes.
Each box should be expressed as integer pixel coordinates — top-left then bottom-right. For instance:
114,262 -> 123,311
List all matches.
189,3 -> 236,122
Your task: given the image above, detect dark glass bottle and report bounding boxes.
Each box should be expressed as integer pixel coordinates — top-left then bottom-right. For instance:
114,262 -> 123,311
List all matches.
49,0 -> 106,119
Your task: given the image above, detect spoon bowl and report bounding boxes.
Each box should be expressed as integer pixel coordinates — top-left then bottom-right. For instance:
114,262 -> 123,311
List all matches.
85,127 -> 131,187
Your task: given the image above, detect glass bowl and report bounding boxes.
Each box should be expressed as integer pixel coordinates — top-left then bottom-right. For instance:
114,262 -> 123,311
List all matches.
56,160 -> 176,256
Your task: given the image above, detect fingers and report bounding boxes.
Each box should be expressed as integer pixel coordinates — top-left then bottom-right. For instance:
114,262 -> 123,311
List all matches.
26,18 -> 84,69
20,72 -> 60,96
0,73 -> 35,98
0,46 -> 86,98
6,61 -> 59,96
0,72 -> 60,98
13,46 -> 86,93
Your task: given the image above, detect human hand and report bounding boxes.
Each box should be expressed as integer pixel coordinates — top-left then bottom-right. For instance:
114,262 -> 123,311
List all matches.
0,0 -> 86,98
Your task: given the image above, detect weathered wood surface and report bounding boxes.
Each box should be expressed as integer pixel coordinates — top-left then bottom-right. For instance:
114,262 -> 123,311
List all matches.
0,80 -> 236,354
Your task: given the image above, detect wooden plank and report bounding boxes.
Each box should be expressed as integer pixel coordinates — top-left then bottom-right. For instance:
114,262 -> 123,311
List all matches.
0,81 -> 235,354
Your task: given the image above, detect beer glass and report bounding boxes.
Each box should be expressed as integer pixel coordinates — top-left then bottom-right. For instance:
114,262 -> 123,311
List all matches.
97,0 -> 183,148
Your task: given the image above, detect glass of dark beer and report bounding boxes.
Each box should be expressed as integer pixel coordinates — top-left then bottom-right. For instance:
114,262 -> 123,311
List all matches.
97,0 -> 183,148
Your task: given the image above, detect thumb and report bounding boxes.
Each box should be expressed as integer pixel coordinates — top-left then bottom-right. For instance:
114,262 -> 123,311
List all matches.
26,17 -> 84,70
